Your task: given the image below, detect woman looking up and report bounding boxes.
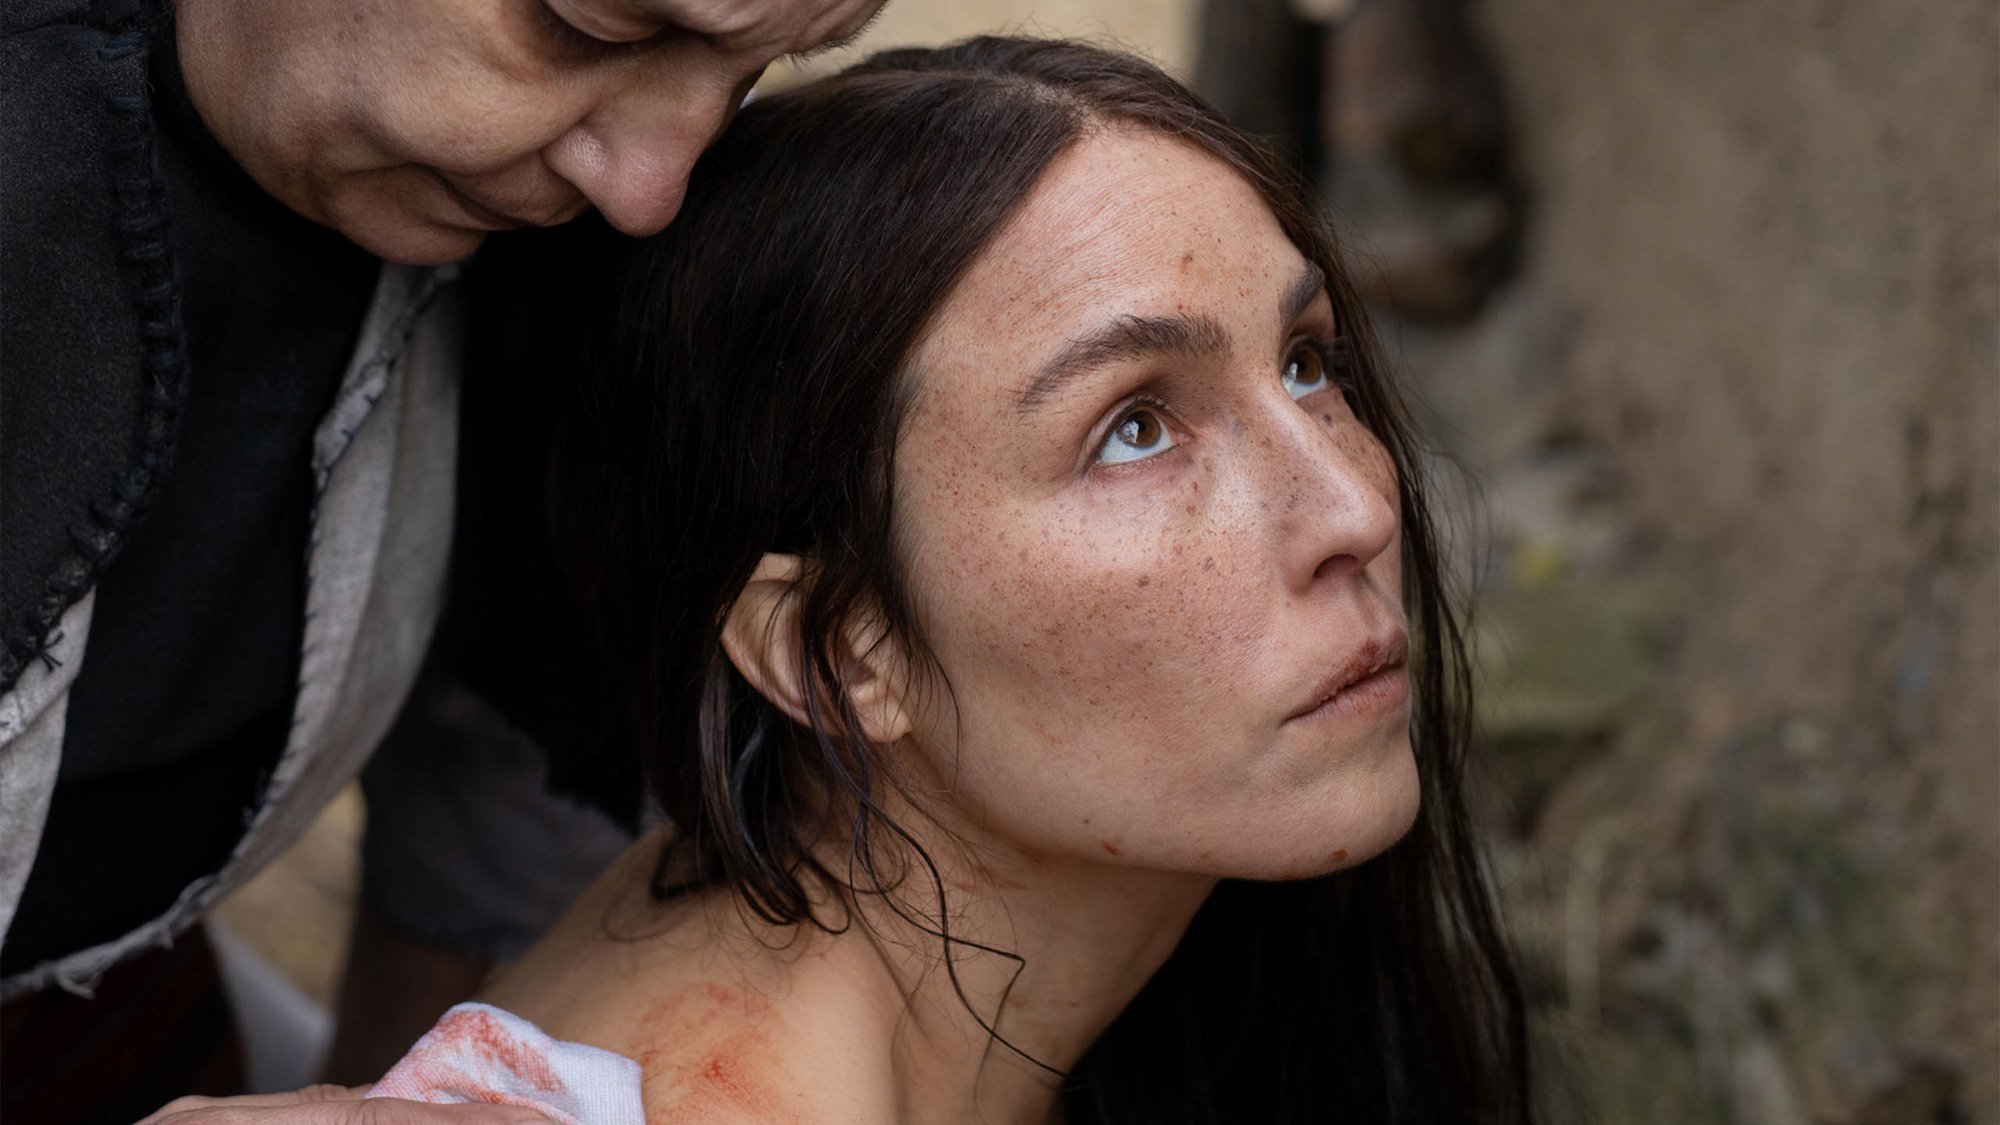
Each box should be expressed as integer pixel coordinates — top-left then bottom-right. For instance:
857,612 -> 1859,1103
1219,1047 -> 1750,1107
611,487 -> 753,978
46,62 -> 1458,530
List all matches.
469,37 -> 1530,1124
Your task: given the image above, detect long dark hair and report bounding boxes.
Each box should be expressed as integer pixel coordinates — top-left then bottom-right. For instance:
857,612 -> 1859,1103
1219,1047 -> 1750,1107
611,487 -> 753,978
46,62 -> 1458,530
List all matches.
560,36 -> 1531,1123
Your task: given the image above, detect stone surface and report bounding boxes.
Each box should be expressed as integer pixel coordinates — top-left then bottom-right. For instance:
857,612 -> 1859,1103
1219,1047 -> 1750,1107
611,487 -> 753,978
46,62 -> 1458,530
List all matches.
1400,3 -> 1999,1120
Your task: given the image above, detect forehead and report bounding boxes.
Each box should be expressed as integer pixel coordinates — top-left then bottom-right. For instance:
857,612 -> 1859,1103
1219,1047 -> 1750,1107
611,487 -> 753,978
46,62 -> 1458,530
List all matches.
613,0 -> 881,52
915,128 -> 1306,381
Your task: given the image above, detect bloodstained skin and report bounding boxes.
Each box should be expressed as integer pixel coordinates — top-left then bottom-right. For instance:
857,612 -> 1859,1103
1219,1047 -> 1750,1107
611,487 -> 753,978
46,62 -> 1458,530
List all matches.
635,982 -> 803,1124
428,1007 -> 565,1093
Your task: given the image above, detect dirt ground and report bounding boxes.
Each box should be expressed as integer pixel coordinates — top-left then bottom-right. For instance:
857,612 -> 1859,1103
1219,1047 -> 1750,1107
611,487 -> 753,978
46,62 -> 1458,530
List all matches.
221,2 -> 1999,1119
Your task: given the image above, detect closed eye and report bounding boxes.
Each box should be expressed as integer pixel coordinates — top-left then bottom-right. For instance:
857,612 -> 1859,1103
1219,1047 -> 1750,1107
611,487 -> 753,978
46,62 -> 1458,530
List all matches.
532,0 -> 662,59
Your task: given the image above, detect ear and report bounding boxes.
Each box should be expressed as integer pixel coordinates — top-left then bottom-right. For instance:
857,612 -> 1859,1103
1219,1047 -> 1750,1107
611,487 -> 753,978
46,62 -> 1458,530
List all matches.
721,554 -> 814,728
720,554 -> 916,746
839,598 -> 917,748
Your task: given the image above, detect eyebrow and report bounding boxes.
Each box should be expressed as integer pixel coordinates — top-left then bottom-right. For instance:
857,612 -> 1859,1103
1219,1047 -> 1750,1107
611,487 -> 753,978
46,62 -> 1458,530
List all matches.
1013,263 -> 1330,413
1015,311 -> 1227,413
1280,262 -> 1327,335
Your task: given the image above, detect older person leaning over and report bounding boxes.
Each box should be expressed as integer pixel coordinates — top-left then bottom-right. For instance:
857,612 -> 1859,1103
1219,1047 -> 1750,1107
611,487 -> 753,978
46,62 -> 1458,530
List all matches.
0,0 -> 880,1120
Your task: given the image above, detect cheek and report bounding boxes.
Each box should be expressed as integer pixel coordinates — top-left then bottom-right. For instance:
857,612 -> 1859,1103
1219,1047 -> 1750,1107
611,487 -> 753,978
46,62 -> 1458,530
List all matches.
903,473 -> 1267,777
342,16 -> 585,169
368,84 -> 576,170
1025,546 -> 1252,707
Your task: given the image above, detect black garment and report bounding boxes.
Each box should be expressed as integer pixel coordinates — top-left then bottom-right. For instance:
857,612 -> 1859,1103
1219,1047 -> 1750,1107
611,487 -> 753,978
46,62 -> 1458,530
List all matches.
433,219 -> 639,829
0,0 -> 169,687
0,0 -> 634,982
0,1 -> 377,971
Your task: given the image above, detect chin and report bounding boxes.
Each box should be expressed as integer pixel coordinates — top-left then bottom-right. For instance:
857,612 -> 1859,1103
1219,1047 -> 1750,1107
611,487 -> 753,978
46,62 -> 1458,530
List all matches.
359,222 -> 488,266
1228,742 -> 1423,881
332,206 -> 489,265
275,171 -> 489,265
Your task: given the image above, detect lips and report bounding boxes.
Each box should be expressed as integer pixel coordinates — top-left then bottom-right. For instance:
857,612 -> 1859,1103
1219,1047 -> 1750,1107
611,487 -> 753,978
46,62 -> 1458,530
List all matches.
1286,631 -> 1411,722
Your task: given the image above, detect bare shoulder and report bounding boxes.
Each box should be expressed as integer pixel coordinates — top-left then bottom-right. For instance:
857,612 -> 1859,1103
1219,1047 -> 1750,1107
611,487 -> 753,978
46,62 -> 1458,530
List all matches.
482,841 -> 896,1124
543,970 -> 889,1125
620,978 -> 818,1124
493,954 -> 827,1122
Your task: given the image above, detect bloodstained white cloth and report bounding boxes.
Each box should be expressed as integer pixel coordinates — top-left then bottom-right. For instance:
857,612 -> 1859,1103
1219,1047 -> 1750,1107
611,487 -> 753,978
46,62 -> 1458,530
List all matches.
371,1003 -> 645,1125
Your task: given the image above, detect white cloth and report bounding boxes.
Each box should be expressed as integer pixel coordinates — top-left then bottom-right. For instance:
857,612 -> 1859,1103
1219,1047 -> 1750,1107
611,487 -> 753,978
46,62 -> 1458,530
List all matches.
372,1003 -> 645,1125
0,595 -> 93,953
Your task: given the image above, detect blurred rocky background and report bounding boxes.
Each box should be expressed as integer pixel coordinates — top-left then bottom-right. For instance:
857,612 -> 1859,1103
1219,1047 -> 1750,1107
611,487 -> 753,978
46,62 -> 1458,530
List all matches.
1254,2 -> 1999,1121
223,1 -> 1998,1119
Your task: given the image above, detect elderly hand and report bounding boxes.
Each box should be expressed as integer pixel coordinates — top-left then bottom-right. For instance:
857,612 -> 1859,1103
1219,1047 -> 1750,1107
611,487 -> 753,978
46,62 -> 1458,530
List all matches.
138,1084 -> 552,1125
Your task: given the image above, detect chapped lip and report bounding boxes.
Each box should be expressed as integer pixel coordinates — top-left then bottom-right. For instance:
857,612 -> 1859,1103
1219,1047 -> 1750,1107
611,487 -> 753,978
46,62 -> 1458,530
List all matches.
1285,630 -> 1411,721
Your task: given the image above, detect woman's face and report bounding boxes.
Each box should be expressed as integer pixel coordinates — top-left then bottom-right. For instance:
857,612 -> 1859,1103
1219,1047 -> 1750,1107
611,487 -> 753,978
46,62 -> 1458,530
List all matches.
890,128 -> 1417,881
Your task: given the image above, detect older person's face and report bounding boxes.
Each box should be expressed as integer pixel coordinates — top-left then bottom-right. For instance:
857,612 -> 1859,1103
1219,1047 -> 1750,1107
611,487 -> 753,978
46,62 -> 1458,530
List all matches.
176,0 -> 882,264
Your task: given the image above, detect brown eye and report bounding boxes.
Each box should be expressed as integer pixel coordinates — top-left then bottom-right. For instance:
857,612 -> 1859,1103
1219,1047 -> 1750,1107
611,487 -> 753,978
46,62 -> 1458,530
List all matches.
1282,342 -> 1332,402
1097,406 -> 1176,465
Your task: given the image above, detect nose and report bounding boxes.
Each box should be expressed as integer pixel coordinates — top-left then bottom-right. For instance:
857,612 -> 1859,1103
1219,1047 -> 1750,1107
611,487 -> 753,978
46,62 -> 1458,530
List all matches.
542,71 -> 742,237
1259,404 -> 1400,591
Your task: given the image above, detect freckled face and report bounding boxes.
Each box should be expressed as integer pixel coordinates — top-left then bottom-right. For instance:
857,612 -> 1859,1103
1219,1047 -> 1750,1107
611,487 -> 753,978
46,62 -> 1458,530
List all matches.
894,129 -> 1417,880
176,0 -> 881,264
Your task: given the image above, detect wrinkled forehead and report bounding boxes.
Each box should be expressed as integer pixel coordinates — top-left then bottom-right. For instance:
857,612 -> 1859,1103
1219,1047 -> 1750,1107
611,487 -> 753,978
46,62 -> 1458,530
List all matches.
909,126 -> 1310,401
563,0 -> 884,55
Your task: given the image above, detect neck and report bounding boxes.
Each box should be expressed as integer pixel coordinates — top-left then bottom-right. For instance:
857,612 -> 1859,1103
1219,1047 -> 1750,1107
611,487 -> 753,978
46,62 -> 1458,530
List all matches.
837,838 -> 1215,1123
504,820 -> 1217,1124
